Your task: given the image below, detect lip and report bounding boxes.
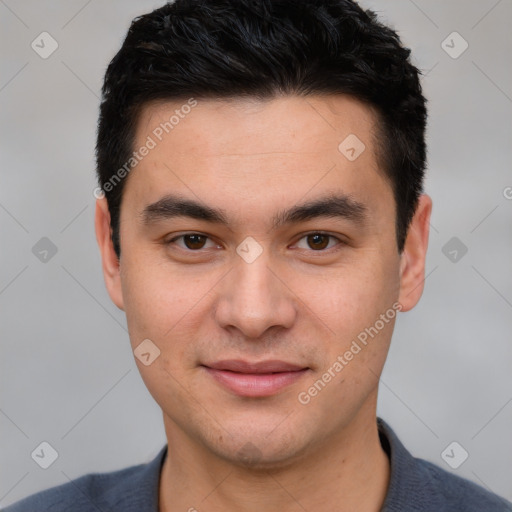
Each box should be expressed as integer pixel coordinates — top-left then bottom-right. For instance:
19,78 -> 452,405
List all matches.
202,359 -> 309,397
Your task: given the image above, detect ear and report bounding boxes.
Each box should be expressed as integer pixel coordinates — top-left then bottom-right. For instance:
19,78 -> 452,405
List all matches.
398,194 -> 432,312
94,197 -> 125,311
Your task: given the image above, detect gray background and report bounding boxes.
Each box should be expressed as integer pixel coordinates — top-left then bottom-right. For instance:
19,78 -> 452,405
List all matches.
1,0 -> 511,507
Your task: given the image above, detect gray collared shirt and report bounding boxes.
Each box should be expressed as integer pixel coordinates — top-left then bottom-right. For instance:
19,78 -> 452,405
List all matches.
3,418 -> 511,511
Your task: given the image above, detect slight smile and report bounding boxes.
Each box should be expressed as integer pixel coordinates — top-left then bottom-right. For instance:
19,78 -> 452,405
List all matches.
201,360 -> 310,397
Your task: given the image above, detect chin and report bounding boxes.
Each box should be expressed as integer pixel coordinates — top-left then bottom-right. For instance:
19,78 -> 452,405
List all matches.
206,424 -> 313,472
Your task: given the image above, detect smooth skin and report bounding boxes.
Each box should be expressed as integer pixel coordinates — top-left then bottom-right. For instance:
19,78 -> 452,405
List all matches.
95,94 -> 432,512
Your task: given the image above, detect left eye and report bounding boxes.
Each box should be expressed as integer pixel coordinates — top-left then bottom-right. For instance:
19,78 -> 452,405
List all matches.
294,233 -> 341,251
168,234 -> 219,250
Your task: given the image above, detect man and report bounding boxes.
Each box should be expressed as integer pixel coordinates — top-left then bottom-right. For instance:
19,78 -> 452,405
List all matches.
5,0 -> 511,510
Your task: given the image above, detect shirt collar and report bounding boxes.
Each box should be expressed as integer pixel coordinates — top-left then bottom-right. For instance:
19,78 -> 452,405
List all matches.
110,417 -> 435,511
378,417 -> 443,511
100,444 -> 167,511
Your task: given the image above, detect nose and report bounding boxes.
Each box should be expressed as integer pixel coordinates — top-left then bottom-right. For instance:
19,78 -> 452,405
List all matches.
214,251 -> 297,340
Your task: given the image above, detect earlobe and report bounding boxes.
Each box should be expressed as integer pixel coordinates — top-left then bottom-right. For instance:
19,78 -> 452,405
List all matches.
94,197 -> 125,311
398,194 -> 432,312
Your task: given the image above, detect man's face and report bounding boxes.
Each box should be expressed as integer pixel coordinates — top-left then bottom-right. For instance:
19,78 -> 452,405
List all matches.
97,95 -> 425,467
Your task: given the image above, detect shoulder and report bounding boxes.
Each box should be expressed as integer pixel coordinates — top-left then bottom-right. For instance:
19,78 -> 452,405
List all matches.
1,467 -> 122,511
416,457 -> 512,511
2,446 -> 167,512
377,418 -> 512,512
2,464 -> 143,512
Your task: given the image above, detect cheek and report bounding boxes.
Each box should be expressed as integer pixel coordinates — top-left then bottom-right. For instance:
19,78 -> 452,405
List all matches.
119,251 -> 220,365
296,251 -> 400,392
120,251 -> 185,331
119,257 -> 204,406
299,255 -> 398,334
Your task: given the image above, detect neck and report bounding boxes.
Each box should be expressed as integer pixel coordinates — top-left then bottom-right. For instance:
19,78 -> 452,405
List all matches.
159,403 -> 389,512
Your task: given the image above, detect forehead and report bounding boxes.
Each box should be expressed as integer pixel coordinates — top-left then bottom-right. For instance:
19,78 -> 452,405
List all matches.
136,94 -> 381,161
123,95 -> 394,227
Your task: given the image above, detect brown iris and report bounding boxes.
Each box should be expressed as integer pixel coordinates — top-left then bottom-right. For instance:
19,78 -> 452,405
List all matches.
307,234 -> 330,250
183,234 -> 208,250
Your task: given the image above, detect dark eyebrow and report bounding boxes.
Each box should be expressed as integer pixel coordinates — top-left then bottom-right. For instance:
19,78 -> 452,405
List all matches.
140,193 -> 368,229
271,193 -> 368,230
141,194 -> 228,225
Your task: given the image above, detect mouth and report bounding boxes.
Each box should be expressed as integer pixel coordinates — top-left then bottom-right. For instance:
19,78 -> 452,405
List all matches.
200,359 -> 309,397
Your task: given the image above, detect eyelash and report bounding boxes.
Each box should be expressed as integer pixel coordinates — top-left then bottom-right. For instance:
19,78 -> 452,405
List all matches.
165,232 -> 344,253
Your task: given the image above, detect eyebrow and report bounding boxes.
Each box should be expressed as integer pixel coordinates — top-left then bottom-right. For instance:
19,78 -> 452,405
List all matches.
140,192 -> 368,230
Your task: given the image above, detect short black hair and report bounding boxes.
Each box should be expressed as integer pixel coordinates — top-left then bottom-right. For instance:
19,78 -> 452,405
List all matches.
96,0 -> 427,258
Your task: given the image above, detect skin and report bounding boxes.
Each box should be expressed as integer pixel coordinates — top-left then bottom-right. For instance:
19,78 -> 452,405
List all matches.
95,94 -> 432,512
